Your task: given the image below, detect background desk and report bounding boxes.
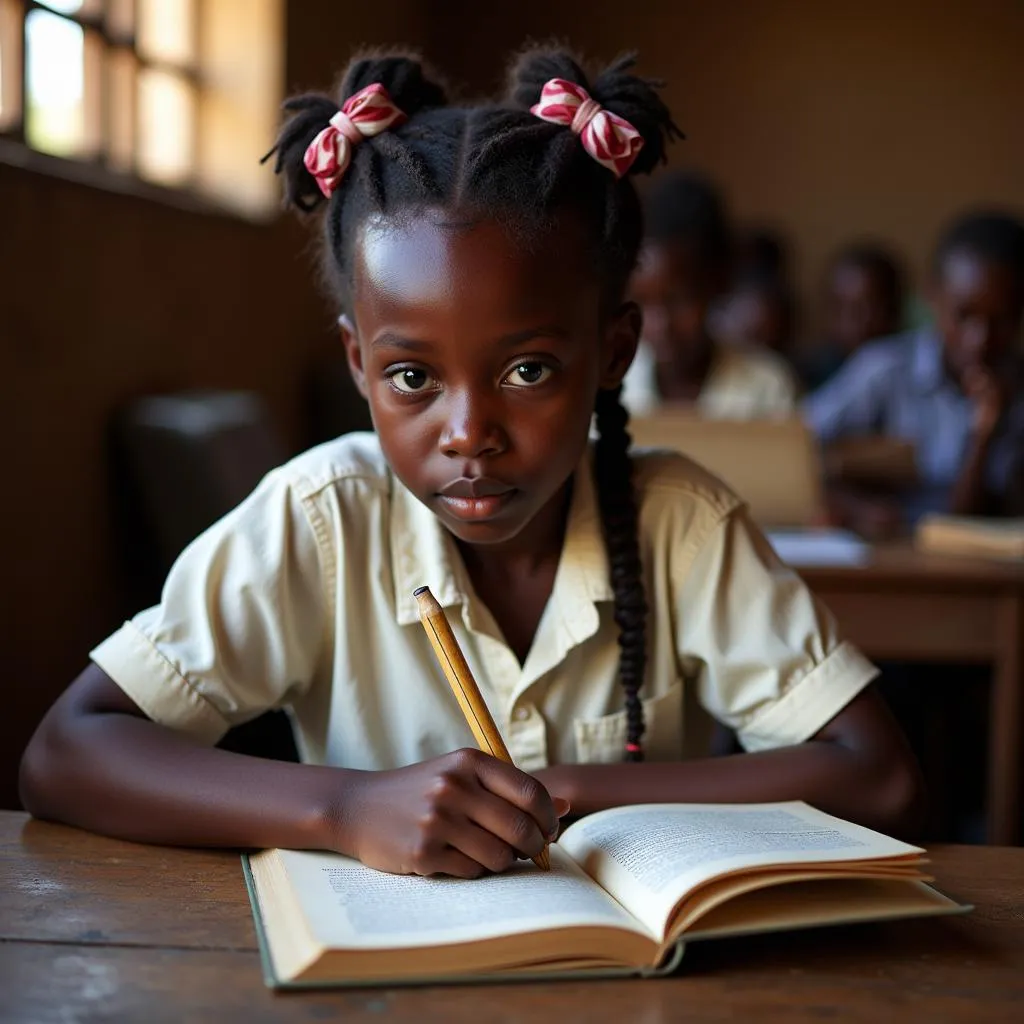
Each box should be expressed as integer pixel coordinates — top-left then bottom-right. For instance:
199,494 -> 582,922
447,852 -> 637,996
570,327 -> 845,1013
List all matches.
798,545 -> 1024,846
1,814 -> 1021,1023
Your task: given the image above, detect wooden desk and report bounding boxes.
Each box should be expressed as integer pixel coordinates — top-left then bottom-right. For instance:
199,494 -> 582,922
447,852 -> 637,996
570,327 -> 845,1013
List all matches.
1,814 -> 1021,1022
798,545 -> 1024,846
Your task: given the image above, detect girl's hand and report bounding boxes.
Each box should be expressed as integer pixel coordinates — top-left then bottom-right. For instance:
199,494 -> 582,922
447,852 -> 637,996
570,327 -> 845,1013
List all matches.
531,765 -> 581,826
338,750 -> 568,878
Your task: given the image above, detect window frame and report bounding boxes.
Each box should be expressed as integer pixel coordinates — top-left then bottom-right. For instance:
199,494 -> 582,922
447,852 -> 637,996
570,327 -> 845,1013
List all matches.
0,0 -> 277,220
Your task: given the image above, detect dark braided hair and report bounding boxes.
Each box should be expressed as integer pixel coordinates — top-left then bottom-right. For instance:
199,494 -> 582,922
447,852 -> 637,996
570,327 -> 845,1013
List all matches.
265,46 -> 682,761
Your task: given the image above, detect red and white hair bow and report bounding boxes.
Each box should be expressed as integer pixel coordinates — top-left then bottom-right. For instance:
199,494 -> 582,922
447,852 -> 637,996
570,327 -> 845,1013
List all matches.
304,83 -> 407,198
530,78 -> 643,179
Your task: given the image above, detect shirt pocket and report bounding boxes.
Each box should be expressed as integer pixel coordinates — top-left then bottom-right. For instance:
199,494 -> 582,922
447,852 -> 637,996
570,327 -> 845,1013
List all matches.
573,682 -> 685,764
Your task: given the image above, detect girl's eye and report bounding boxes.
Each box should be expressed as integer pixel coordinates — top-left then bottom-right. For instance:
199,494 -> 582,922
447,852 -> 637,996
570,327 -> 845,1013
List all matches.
504,362 -> 553,387
387,368 -> 435,394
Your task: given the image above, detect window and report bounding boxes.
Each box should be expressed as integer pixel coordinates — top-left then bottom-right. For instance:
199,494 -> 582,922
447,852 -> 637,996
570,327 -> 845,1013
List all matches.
0,1 -> 283,217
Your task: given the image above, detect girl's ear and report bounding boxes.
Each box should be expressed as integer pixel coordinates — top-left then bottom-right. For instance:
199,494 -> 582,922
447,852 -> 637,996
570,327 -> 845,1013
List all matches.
600,301 -> 642,389
340,314 -> 370,399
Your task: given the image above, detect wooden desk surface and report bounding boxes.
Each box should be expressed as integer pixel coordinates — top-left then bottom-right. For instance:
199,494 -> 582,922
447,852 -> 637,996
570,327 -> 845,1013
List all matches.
797,541 -> 1024,590
2,814 -> 1022,1023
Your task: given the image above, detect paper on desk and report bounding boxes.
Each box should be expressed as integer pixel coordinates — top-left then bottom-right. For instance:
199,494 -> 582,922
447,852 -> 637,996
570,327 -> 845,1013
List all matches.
766,529 -> 869,568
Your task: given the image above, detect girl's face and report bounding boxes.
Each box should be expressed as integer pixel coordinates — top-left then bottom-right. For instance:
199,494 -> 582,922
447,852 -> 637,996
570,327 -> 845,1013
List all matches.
342,210 -> 638,549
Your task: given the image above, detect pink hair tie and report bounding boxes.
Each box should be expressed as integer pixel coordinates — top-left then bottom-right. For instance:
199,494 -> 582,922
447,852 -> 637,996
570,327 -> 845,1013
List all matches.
530,78 -> 644,179
625,742 -> 642,754
303,83 -> 407,198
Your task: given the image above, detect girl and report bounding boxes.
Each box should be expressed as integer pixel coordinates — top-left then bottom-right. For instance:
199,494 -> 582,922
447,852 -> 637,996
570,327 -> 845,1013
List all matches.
20,49 -> 922,878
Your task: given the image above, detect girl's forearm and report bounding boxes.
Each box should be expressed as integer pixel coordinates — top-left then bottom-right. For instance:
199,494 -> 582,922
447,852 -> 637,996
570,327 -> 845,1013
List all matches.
20,707 -> 361,852
538,740 -> 923,836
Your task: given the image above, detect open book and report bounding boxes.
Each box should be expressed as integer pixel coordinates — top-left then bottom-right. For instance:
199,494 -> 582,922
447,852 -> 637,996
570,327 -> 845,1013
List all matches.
243,801 -> 967,988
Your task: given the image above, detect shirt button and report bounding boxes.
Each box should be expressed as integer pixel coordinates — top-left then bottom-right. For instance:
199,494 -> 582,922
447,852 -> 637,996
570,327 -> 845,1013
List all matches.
514,706 -> 530,722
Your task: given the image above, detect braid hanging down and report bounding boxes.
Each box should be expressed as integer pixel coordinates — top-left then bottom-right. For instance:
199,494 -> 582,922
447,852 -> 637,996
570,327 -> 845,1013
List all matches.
593,386 -> 648,760
264,45 -> 681,759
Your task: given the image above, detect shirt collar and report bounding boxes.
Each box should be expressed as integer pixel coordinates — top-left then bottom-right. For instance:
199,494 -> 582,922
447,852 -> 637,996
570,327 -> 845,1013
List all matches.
389,446 -> 613,628
390,474 -> 463,626
909,328 -> 948,394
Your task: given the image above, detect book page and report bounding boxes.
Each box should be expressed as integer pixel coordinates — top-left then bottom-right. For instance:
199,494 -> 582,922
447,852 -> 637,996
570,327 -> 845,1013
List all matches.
558,802 -> 923,937
682,878 -> 965,942
274,844 -> 654,951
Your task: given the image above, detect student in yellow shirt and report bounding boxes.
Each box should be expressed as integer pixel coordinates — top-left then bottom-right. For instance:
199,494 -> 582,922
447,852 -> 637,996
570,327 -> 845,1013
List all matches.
20,49 -> 922,877
623,172 -> 798,419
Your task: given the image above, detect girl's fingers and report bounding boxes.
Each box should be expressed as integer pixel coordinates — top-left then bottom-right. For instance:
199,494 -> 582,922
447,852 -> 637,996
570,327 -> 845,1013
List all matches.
470,755 -> 559,841
444,816 -> 521,874
461,781 -> 549,858
425,846 -> 489,880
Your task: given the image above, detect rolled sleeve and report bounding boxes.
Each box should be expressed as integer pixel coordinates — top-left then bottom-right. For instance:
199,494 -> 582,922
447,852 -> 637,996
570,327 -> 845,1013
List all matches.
91,618 -> 231,744
676,508 -> 878,751
90,466 -> 328,742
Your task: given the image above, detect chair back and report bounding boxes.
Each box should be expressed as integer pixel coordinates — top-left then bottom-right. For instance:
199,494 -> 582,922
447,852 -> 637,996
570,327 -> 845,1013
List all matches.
628,413 -> 825,527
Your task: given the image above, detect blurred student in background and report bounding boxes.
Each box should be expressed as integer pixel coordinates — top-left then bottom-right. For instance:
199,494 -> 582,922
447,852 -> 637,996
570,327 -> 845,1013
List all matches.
805,211 -> 1024,535
802,243 -> 905,391
715,268 -> 797,361
622,171 -> 798,419
735,227 -> 789,281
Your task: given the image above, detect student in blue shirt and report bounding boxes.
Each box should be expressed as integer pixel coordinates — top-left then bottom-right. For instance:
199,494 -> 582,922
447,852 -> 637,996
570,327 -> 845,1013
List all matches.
804,212 -> 1024,533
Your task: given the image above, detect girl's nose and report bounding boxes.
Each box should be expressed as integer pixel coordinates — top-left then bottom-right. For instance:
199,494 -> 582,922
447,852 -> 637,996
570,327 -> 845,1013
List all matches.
439,390 -> 508,459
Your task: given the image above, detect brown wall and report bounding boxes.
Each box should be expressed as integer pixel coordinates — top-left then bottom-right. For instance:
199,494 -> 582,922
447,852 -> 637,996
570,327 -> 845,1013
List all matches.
430,0 -> 1024,319
3,1 -> 1022,808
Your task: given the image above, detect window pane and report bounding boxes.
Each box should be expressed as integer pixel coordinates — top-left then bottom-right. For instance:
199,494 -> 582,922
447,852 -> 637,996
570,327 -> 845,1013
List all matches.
0,0 -> 22,131
138,67 -> 193,184
25,9 -> 86,156
138,0 -> 195,66
108,47 -> 136,171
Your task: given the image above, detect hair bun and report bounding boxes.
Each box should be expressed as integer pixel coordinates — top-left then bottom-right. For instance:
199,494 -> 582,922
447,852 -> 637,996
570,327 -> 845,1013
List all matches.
338,50 -> 448,119
506,47 -> 682,177
506,48 -> 591,108
262,92 -> 342,212
265,51 -> 447,213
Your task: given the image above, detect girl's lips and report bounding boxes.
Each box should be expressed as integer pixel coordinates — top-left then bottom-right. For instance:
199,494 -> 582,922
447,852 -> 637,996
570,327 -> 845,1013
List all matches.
438,476 -> 516,498
436,491 -> 516,521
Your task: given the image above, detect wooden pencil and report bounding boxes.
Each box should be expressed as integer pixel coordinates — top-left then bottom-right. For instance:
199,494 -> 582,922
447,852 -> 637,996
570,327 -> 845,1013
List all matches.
413,585 -> 551,871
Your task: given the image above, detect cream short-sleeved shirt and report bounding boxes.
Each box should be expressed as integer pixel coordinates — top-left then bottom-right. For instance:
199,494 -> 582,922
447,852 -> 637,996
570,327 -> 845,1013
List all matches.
91,433 -> 875,771
622,342 -> 798,420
